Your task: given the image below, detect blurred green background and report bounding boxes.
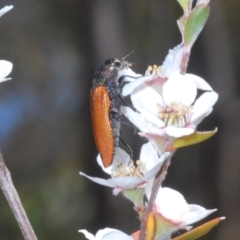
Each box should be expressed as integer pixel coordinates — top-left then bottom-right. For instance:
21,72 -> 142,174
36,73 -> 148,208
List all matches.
0,0 -> 239,239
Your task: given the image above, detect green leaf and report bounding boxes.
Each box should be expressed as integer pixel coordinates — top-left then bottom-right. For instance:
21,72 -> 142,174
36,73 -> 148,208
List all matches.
184,5 -> 210,47
177,0 -> 193,14
173,217 -> 225,240
177,16 -> 187,36
196,0 -> 209,6
169,128 -> 217,150
122,188 -> 144,209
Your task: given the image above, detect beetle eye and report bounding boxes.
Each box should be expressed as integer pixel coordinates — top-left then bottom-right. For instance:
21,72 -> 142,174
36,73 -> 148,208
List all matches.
104,59 -> 113,65
114,60 -> 122,67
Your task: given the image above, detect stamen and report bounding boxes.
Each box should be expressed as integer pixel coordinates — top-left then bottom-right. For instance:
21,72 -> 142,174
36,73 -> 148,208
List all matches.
111,160 -> 145,178
158,102 -> 193,128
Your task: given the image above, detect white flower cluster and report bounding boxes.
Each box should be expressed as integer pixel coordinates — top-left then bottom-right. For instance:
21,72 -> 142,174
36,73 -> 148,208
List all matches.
79,1 -> 223,239
80,44 -> 220,239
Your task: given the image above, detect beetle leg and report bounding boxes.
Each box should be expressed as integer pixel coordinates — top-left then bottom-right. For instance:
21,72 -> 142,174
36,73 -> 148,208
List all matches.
119,137 -> 133,160
117,93 -> 136,111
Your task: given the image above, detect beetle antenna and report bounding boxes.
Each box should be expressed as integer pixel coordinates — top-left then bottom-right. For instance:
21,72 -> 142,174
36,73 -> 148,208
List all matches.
122,50 -> 135,61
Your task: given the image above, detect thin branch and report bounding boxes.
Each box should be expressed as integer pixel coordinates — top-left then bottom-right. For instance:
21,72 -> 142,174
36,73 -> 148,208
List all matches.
180,45 -> 191,75
0,152 -> 38,240
139,155 -> 172,240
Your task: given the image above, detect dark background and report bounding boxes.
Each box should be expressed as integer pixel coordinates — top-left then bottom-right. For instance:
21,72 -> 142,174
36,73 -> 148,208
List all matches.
0,0 -> 239,239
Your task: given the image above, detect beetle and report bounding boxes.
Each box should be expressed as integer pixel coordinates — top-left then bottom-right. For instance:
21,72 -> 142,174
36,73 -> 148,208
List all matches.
91,58 -> 139,167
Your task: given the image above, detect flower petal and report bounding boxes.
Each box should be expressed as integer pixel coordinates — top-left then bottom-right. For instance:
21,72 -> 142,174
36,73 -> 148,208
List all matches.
97,147 -> 130,175
0,60 -> 13,82
131,85 -> 163,115
183,205 -> 217,225
122,75 -> 155,96
121,106 -> 149,133
79,228 -> 133,240
163,73 -> 197,106
140,142 -> 159,171
80,171 -> 147,192
191,91 -> 218,126
79,172 -> 115,188
96,228 -> 133,240
118,68 -> 141,81
165,127 -> 195,138
161,44 -> 183,77
186,73 -> 213,91
155,188 -> 189,220
140,132 -> 167,155
135,106 -> 164,128
154,188 -> 217,227
0,6 -> 13,17
143,152 -> 171,182
79,230 -> 96,240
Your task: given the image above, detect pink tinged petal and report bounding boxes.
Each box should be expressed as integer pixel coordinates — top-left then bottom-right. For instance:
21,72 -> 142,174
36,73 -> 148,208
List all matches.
0,6 -> 13,17
165,127 -> 195,138
146,77 -> 166,95
131,85 -> 163,115
163,73 -> 197,106
161,44 -> 183,78
187,73 -> 213,91
140,132 -> 167,155
183,205 -> 217,225
191,91 -> 218,126
131,231 -> 140,240
0,60 -> 13,82
122,75 -> 155,96
154,188 -> 217,228
155,188 -> 190,221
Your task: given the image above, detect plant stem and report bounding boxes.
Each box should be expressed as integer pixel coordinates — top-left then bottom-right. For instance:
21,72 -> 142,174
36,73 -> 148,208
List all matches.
180,45 -> 191,75
0,152 -> 38,240
139,155 -> 172,240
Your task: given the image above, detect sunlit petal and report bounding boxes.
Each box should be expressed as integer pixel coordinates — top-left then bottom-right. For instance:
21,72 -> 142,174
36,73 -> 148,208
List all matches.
163,73 -> 197,106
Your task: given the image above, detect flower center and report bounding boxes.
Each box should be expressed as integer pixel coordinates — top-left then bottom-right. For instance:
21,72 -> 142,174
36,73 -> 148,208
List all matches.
111,160 -> 145,178
158,102 -> 193,128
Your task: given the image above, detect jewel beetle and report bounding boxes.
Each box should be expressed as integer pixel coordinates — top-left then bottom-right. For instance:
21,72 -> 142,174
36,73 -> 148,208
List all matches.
91,57 -> 139,167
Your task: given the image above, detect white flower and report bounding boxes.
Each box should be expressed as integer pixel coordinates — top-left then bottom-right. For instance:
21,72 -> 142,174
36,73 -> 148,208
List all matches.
0,60 -> 13,82
122,44 -> 184,96
0,5 -> 13,17
161,44 -> 183,78
79,228 -> 133,240
122,72 -> 218,154
80,143 -> 171,194
151,187 -> 217,238
154,188 -> 216,225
